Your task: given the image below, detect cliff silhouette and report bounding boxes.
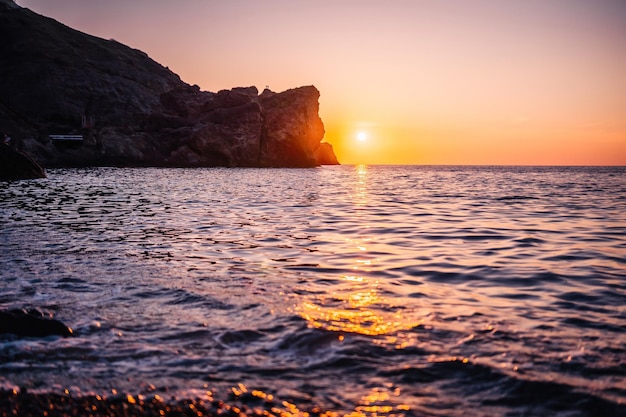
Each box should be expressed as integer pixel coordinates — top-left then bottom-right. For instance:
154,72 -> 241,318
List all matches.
0,0 -> 338,168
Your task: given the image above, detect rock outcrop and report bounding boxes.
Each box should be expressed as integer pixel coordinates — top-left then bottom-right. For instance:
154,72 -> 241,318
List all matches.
0,309 -> 73,338
0,0 -> 338,168
0,143 -> 46,180
314,142 -> 340,165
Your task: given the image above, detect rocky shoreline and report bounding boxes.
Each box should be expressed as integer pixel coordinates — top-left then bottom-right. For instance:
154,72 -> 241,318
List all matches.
0,308 -> 329,416
0,385 -> 330,417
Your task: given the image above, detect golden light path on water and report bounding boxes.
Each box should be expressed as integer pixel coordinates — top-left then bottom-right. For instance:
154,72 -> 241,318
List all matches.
297,275 -> 420,338
227,383 -> 412,417
296,165 -> 421,344
290,165 -> 418,416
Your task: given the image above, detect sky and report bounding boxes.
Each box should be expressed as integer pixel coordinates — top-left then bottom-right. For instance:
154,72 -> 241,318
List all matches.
18,0 -> 626,165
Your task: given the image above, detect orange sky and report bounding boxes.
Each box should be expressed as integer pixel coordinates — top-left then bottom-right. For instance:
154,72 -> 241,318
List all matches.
19,0 -> 626,165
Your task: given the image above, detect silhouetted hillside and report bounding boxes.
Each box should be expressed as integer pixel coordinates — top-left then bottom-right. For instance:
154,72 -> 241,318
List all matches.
0,0 -> 338,167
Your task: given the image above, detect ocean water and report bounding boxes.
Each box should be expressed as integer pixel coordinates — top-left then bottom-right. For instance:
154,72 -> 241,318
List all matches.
0,165 -> 625,416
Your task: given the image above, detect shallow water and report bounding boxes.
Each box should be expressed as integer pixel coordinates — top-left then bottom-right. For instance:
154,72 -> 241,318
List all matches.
1,165 -> 625,416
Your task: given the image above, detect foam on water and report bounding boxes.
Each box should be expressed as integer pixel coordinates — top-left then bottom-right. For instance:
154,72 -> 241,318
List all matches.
1,165 -> 625,416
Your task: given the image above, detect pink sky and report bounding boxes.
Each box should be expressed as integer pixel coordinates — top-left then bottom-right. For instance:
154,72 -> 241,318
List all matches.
19,0 -> 626,165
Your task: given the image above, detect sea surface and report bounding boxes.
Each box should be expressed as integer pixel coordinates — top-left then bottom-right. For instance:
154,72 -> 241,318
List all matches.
1,165 -> 625,416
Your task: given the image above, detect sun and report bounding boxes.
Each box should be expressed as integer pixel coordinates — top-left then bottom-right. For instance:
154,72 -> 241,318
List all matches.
356,131 -> 367,142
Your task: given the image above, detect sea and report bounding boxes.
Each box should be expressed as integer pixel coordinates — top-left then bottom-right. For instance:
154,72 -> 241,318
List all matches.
0,165 -> 625,416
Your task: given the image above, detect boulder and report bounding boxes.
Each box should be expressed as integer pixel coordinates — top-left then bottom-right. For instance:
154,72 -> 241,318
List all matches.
0,309 -> 73,338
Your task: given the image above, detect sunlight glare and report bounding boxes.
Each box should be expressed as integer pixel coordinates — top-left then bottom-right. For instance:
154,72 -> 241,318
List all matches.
295,274 -> 421,339
357,131 -> 367,142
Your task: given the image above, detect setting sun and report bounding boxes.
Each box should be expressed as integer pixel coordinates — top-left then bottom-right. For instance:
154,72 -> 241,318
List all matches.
20,0 -> 626,166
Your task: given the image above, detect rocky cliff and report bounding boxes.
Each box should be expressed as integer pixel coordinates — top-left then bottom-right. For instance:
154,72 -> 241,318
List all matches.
0,0 -> 338,168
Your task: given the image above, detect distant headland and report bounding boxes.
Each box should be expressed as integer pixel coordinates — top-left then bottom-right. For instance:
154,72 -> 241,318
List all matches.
0,0 -> 338,170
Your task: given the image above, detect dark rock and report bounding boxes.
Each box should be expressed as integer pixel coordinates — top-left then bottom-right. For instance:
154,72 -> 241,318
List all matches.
0,1 -> 339,168
259,86 -> 326,167
0,143 -> 46,180
0,308 -> 73,338
315,142 -> 340,165
0,0 -> 18,11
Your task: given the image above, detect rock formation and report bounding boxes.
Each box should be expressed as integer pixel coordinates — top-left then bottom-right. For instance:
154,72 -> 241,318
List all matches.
0,309 -> 73,338
0,0 -> 338,168
314,142 -> 340,165
0,143 -> 46,180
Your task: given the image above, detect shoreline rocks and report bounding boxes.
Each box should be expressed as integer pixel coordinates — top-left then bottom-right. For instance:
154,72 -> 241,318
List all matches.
0,309 -> 72,338
0,386 -> 331,417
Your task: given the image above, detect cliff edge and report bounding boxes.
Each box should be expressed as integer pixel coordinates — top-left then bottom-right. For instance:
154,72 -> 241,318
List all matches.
0,0 -> 338,168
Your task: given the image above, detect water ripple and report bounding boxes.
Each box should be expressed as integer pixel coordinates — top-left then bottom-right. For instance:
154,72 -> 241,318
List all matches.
1,165 -> 625,416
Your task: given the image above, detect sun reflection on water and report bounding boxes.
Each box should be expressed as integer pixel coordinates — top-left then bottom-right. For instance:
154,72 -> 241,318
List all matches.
354,164 -> 368,207
350,387 -> 411,417
296,164 -> 422,340
296,274 -> 420,338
